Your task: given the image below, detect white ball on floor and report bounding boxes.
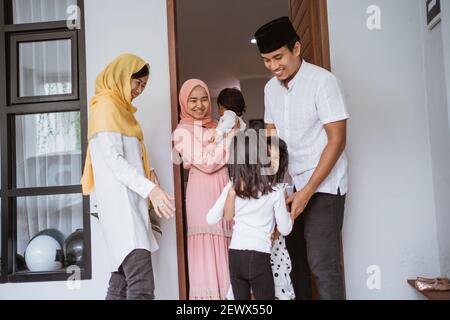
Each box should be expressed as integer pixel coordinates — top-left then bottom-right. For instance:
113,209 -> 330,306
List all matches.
25,235 -> 64,272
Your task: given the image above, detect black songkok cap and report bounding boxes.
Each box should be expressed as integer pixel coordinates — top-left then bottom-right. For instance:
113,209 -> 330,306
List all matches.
254,16 -> 299,54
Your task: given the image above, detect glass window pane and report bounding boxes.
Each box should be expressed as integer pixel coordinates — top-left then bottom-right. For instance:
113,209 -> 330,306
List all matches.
16,194 -> 84,273
15,112 -> 82,188
13,0 -> 77,24
19,39 -> 72,97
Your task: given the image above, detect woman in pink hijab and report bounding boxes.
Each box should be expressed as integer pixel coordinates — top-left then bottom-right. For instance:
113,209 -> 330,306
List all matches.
174,79 -> 237,300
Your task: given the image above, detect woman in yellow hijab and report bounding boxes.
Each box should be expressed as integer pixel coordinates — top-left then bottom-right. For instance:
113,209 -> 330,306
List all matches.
81,53 -> 175,300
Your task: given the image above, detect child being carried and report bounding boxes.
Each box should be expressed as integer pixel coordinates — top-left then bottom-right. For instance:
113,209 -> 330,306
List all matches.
210,88 -> 247,143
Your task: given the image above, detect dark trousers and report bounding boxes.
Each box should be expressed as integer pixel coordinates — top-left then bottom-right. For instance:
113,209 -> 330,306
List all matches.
105,249 -> 155,300
286,190 -> 346,300
229,249 -> 275,300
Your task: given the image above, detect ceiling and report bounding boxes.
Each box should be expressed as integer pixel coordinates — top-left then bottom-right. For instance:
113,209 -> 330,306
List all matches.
176,0 -> 287,97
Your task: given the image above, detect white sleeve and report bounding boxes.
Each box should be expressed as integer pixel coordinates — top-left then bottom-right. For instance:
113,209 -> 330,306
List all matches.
91,132 -> 156,199
316,73 -> 350,125
239,117 -> 247,131
216,112 -> 236,134
274,187 -> 293,236
264,84 -> 274,124
206,181 -> 233,225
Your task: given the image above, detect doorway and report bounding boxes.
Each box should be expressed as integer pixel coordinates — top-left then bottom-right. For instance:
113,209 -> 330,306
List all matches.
166,0 -> 340,300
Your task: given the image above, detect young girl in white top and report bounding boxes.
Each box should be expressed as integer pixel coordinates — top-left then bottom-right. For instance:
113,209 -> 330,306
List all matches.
207,132 -> 293,300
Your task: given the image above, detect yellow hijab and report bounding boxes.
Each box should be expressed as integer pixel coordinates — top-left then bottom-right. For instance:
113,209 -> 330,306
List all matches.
81,53 -> 152,195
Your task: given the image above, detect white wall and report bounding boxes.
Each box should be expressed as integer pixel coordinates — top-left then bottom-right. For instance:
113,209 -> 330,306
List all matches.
423,0 -> 450,278
0,0 -> 178,300
442,0 -> 450,133
327,0 -> 442,299
442,0 -> 450,277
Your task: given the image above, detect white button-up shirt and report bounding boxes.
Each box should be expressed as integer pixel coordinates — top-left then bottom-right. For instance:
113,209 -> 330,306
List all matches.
90,132 -> 159,272
264,61 -> 349,195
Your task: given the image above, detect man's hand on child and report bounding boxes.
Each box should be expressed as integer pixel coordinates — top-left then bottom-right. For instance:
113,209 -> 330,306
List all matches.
287,186 -> 314,220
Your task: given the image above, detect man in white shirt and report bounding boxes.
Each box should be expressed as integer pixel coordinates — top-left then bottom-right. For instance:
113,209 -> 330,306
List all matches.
254,17 -> 349,300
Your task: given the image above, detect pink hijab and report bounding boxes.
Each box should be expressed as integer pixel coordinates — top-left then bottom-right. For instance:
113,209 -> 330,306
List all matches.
177,79 -> 218,129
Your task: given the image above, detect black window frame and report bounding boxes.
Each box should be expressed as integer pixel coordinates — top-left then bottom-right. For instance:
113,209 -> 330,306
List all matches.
9,30 -> 79,104
0,0 -> 91,283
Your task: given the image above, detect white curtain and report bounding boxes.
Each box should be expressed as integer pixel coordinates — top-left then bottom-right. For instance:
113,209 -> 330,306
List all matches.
16,113 -> 83,256
14,0 -> 82,256
19,39 -> 72,97
13,0 -> 75,24
15,1 -> 73,96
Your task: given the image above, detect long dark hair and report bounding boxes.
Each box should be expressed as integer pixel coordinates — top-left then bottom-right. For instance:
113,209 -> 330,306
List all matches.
132,65 -> 149,79
267,136 -> 289,183
228,132 -> 274,199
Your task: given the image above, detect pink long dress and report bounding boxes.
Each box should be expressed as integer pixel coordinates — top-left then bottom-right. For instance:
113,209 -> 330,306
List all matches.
174,125 -> 232,300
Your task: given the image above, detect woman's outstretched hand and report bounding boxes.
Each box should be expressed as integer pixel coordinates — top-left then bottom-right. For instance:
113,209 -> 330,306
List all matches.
149,186 -> 175,219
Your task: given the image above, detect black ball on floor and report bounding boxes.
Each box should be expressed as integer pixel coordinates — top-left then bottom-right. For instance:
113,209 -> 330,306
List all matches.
16,254 -> 28,271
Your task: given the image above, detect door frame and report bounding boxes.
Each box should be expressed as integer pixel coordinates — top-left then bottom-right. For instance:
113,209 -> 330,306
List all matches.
166,0 -> 189,300
312,0 -> 331,71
